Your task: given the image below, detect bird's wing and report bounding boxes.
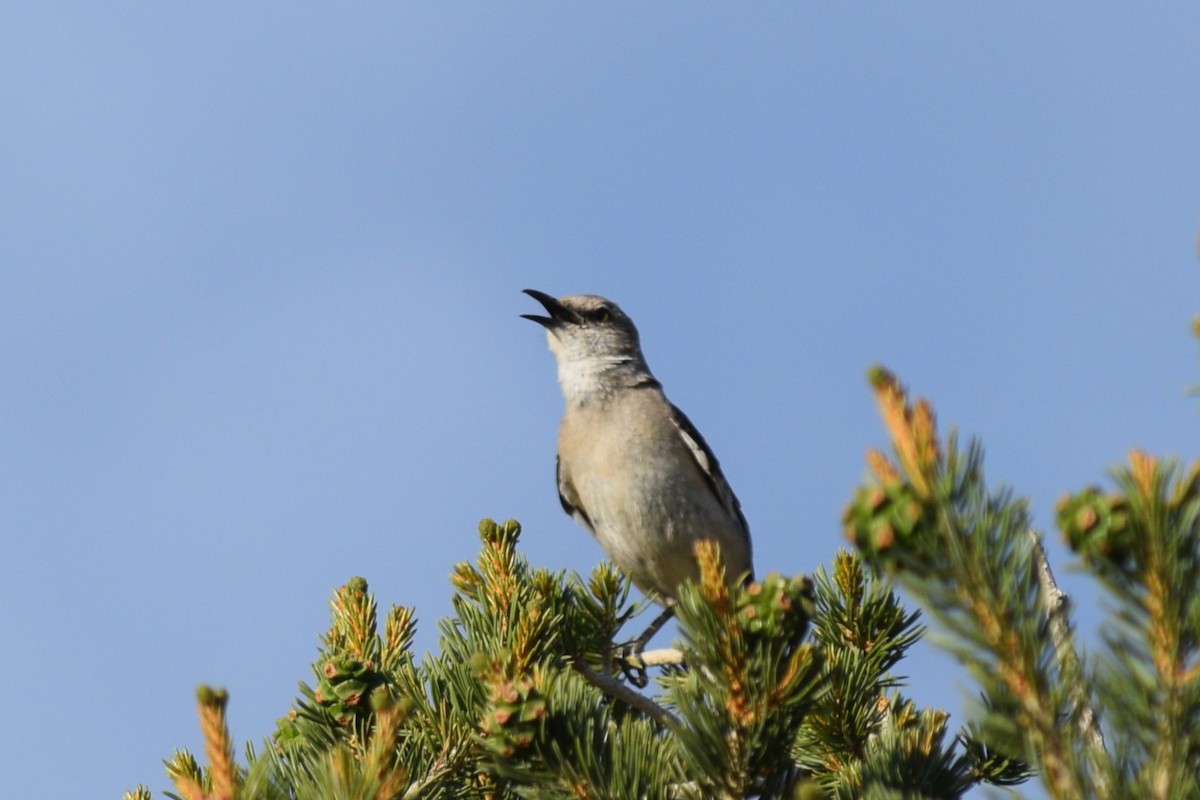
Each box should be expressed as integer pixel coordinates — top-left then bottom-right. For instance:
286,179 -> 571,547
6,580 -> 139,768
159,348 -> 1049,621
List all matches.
667,403 -> 752,551
557,454 -> 595,536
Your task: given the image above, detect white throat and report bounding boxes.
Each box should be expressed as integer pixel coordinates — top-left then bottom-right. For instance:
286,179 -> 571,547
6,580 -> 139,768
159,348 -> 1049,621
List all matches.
555,353 -> 638,406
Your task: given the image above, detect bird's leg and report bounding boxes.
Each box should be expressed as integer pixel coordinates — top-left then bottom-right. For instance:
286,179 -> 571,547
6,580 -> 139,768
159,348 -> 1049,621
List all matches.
614,604 -> 675,688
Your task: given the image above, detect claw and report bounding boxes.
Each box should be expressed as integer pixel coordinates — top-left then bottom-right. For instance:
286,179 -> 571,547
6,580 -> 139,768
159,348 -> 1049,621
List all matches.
610,604 -> 676,688
614,640 -> 650,687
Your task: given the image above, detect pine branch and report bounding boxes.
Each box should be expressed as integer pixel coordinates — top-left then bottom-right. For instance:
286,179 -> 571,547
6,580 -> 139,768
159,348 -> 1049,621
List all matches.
666,541 -> 824,799
798,550 -> 1000,798
137,517 -> 980,799
847,367 -> 1089,799
1062,454 -> 1200,798
162,688 -> 240,800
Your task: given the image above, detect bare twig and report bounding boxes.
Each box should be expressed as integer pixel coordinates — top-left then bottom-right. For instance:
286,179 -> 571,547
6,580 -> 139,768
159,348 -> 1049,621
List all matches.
1029,530 -> 1109,793
573,660 -> 680,728
401,743 -> 461,800
640,647 -> 684,668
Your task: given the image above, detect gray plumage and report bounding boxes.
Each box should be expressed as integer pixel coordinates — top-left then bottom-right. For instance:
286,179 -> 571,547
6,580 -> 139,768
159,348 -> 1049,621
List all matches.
523,290 -> 753,604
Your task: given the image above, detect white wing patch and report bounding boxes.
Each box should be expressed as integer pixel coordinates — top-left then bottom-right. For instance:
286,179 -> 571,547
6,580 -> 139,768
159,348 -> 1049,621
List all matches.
667,403 -> 751,548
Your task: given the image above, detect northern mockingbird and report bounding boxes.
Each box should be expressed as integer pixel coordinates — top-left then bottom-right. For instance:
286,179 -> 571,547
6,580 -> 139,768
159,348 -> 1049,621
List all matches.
522,290 -> 754,661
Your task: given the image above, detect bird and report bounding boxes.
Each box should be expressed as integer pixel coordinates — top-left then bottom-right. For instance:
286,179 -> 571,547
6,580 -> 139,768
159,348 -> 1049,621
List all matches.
522,289 -> 753,667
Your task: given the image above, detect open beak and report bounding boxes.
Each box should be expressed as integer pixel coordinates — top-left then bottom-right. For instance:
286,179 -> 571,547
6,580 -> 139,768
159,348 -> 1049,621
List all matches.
521,289 -> 582,328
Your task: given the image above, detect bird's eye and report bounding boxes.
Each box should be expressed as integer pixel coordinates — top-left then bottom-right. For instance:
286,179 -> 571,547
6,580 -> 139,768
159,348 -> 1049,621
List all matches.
589,307 -> 611,323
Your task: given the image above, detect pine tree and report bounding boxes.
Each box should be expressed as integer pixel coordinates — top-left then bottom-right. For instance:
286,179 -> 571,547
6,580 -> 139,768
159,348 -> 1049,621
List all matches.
127,331 -> 1199,800
844,367 -> 1200,800
126,518 -> 1020,799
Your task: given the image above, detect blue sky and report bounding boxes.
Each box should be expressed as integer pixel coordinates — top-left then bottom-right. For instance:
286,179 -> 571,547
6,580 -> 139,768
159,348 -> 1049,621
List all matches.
2,5 -> 1197,797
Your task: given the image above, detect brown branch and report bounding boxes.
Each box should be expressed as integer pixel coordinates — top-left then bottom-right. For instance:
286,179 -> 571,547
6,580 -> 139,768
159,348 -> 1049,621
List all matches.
573,660 -> 680,728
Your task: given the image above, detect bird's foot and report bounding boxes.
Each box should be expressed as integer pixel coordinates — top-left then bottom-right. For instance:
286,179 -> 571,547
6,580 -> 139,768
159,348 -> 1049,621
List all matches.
613,639 -> 650,688
611,604 -> 676,688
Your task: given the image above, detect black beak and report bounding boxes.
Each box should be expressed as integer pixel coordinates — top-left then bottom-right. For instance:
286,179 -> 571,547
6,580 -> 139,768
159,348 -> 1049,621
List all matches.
521,289 -> 582,327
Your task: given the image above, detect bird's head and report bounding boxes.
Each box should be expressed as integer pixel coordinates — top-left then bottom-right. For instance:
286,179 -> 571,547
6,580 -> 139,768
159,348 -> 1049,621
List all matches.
522,289 -> 650,401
